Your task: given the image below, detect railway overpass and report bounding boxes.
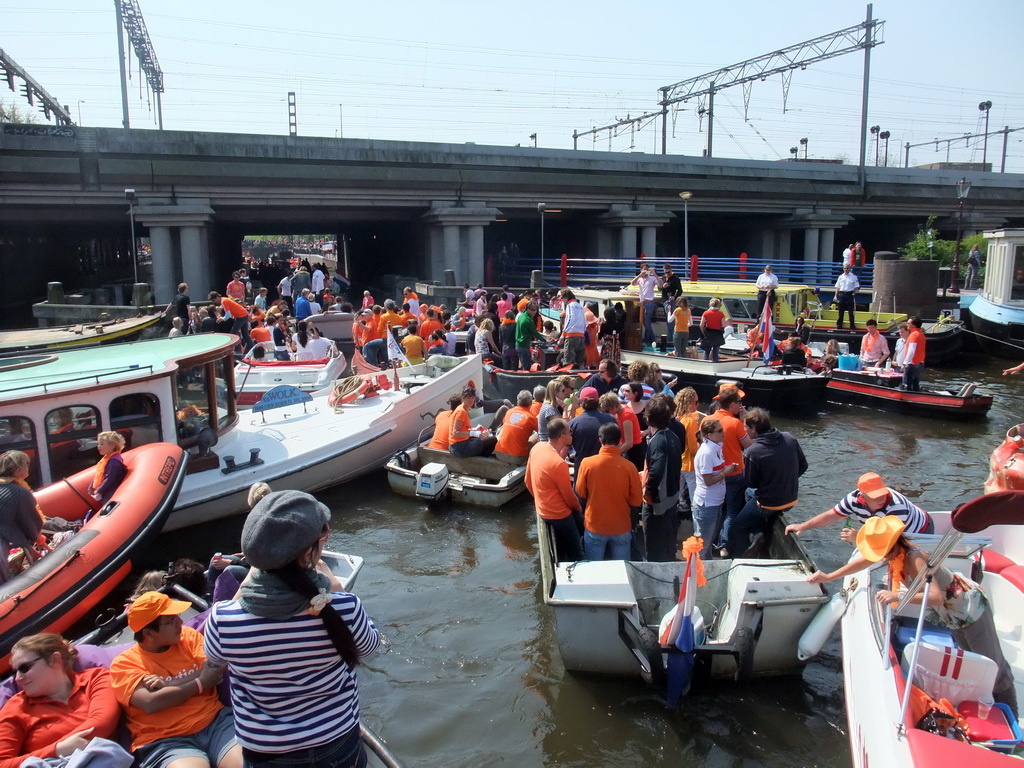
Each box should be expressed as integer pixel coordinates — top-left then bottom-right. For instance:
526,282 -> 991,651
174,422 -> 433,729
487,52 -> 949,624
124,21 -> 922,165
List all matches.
1,124 -> 1021,306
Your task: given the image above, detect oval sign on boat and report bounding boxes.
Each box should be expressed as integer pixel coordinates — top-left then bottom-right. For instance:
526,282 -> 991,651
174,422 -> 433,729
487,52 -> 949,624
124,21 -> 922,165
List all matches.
253,385 -> 314,413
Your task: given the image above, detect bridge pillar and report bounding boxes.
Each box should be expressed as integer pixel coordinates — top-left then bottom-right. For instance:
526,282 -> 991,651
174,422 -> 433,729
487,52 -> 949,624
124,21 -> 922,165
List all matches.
619,226 -> 637,260
778,229 -> 792,261
596,206 -> 675,271
641,227 -> 657,261
421,204 -> 502,285
820,228 -> 836,263
803,228 -> 820,262
133,197 -> 216,303
149,226 -> 176,304
760,230 -> 775,262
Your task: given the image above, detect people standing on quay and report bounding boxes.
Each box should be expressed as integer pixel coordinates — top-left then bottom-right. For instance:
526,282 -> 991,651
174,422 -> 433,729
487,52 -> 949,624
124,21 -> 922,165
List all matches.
630,264 -> 662,348
167,283 -> 191,336
966,244 -> 982,290
833,264 -> 859,330
755,265 -> 779,319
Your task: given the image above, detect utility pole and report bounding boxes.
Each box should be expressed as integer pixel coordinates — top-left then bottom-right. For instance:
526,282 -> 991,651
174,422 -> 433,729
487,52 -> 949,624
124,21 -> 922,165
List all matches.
857,3 -> 874,193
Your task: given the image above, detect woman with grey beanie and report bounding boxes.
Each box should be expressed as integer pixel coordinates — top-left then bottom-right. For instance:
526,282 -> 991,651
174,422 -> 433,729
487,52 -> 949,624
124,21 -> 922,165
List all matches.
204,490 -> 380,768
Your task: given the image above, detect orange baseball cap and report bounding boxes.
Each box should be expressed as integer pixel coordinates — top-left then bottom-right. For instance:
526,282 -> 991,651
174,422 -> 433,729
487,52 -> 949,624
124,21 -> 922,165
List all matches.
857,472 -> 889,501
127,591 -> 191,632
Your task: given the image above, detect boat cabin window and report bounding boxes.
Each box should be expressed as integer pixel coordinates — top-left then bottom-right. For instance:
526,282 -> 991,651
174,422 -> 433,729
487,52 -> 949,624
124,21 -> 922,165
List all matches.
174,358 -> 237,444
46,405 -> 100,480
1013,245 -> 1024,301
0,416 -> 39,487
722,297 -> 758,322
687,295 -> 713,314
110,394 -> 161,449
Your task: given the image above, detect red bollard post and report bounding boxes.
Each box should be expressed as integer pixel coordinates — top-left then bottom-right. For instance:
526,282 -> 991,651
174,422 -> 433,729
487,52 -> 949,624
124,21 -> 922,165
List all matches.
689,254 -> 699,282
739,252 -> 748,280
560,253 -> 568,287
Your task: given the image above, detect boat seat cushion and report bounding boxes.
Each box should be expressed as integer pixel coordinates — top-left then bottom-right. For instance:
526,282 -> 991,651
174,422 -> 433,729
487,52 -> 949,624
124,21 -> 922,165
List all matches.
901,640 -> 997,707
980,550 -> 1017,575
998,564 -> 1024,593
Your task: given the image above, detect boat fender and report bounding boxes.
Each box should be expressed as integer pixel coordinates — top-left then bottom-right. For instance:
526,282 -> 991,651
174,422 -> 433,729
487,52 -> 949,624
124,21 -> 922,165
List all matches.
797,592 -> 847,661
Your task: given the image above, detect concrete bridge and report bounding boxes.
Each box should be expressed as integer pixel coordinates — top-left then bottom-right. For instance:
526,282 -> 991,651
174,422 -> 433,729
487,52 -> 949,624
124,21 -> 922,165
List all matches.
1,124 -> 1021,306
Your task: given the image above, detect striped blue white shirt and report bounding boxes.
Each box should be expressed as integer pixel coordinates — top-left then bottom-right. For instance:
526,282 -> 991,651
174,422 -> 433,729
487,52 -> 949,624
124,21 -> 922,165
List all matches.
203,593 -> 381,753
831,488 -> 931,533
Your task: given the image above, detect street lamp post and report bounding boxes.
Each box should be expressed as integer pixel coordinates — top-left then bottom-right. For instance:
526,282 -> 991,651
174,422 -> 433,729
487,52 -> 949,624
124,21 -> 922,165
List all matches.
125,188 -> 139,300
979,101 -> 992,166
879,130 -> 891,166
338,103 -> 343,138
799,137 -> 808,159
870,125 -> 880,165
789,146 -> 798,161
950,177 -> 972,294
537,203 -> 546,277
77,100 -> 85,125
679,192 -> 692,268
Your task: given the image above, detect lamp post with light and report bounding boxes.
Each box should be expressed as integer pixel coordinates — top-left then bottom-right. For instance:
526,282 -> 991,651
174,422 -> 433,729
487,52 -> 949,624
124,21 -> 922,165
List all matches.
125,188 -> 139,289
537,203 -> 546,277
870,125 -> 880,165
679,192 -> 692,266
879,130 -> 891,166
950,177 -> 971,294
799,137 -> 808,159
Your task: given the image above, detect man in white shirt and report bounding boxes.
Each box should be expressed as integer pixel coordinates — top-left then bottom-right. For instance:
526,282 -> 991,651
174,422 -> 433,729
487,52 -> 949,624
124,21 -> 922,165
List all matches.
755,265 -> 779,318
833,265 -> 860,330
278,274 -> 293,311
558,288 -> 587,367
629,265 -> 662,346
311,266 -> 325,295
842,244 -> 854,268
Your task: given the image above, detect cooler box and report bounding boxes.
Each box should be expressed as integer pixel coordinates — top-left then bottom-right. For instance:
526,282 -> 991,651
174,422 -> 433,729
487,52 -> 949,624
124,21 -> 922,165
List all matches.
893,623 -> 956,658
837,354 -> 862,371
957,701 -> 1022,753
901,640 -> 997,706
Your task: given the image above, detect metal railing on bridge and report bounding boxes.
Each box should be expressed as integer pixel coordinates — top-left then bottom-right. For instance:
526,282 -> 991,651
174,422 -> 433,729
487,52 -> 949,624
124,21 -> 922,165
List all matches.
510,255 -> 872,292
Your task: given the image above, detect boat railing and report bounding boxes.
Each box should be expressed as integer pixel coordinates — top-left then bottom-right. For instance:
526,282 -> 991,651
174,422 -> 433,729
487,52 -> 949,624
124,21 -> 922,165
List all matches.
512,255 -> 874,291
0,363 -> 156,395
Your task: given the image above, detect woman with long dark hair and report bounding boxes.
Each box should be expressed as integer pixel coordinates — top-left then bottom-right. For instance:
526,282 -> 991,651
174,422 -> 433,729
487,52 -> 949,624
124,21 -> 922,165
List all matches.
204,491 -> 381,767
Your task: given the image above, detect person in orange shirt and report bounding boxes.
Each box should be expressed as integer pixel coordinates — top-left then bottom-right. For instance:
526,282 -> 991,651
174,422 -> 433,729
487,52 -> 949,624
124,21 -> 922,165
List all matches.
402,287 -> 420,318
902,316 -> 927,392
400,322 -> 426,365
0,633 -> 122,767
377,300 -> 404,338
528,385 -> 545,417
249,318 -> 272,345
673,387 -> 702,506
584,302 -> 601,366
495,391 -> 539,465
702,386 -> 752,557
362,307 -> 386,368
418,308 -> 443,340
399,303 -> 418,328
448,387 -> 497,458
575,422 -> 642,560
109,591 -> 241,768
427,395 -> 461,450
525,418 -> 583,562
225,272 -> 246,304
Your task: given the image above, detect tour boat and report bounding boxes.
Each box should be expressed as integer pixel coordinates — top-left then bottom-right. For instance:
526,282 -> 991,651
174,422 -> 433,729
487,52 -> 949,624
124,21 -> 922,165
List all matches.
964,229 -> 1024,358
0,312 -> 164,353
577,281 -> 963,365
234,352 -> 349,407
826,368 -> 993,418
387,437 -> 526,507
0,442 -> 187,670
536,513 -> 829,690
0,335 -> 482,531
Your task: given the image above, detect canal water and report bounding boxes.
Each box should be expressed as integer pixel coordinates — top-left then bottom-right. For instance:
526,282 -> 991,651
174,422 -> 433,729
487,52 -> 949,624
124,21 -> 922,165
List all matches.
156,355 -> 1024,768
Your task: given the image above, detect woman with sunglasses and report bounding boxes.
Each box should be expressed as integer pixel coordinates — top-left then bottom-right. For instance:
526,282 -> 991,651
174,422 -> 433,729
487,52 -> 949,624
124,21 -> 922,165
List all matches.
204,491 -> 380,768
0,633 -> 121,767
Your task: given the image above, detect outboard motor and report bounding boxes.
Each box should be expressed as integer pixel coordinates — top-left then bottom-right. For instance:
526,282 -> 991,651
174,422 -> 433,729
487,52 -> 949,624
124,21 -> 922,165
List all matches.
415,462 -> 450,503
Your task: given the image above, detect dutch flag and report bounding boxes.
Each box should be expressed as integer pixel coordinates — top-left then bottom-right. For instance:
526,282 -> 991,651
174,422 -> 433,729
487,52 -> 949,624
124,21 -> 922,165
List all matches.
661,551 -> 698,705
759,298 -> 776,365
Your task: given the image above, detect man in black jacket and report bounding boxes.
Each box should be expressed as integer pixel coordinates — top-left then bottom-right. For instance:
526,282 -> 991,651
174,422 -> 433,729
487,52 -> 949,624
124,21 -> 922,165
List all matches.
726,408 -> 807,557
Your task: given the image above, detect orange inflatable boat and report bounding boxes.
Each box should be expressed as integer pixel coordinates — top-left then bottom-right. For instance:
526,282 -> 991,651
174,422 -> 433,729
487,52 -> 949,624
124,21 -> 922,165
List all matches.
0,442 -> 187,671
985,424 -> 1024,494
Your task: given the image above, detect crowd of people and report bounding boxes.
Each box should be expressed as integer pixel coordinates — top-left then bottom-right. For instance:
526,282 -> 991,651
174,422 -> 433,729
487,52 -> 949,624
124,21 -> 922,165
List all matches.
0,486 -> 380,768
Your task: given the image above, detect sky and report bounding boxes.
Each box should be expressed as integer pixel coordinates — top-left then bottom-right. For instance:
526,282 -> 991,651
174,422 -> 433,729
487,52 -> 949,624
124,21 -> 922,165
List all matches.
3,0 -> 1024,171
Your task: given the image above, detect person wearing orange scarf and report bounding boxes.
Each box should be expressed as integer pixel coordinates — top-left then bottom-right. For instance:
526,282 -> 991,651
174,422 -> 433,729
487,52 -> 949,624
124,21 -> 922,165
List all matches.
859,318 -> 891,367
88,432 -> 127,506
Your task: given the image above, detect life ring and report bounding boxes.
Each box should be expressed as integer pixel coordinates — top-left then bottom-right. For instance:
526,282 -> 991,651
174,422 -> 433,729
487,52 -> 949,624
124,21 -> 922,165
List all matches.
328,376 -> 363,410
985,424 -> 1024,493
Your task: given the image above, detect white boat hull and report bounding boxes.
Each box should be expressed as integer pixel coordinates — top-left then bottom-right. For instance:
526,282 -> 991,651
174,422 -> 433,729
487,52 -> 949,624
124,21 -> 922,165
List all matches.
167,357 -> 482,530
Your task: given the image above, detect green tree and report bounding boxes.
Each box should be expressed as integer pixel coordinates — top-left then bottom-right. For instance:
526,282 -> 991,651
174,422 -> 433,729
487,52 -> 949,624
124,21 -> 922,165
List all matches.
899,216 -> 989,285
0,100 -> 40,124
